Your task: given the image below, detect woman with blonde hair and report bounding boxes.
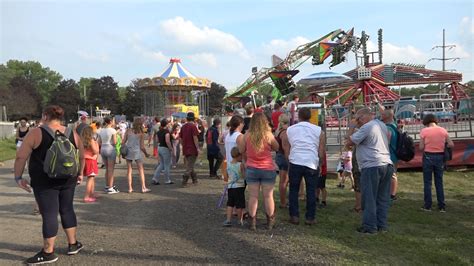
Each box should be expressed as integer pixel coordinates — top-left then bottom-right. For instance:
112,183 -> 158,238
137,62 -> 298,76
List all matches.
275,114 -> 290,209
81,126 -> 99,202
122,118 -> 150,193
238,112 -> 279,230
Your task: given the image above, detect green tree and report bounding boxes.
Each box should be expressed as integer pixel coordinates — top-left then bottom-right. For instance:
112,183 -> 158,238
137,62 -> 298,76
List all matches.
78,77 -> 95,101
208,82 -> 227,116
3,76 -> 42,120
87,76 -> 120,114
48,79 -> 82,122
4,60 -> 62,105
119,80 -> 143,119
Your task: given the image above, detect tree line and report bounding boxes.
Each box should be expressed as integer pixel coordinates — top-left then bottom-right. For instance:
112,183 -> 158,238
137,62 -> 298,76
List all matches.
0,60 -> 227,122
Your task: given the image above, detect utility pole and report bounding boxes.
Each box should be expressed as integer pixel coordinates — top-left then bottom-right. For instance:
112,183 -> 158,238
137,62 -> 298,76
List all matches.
429,29 -> 460,93
429,29 -> 460,71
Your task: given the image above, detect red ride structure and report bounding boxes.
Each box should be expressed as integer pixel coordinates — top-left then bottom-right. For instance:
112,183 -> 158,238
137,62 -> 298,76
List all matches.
308,29 -> 471,107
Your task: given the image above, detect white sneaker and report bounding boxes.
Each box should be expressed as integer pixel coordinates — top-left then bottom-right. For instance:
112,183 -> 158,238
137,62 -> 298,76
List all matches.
106,187 -> 119,194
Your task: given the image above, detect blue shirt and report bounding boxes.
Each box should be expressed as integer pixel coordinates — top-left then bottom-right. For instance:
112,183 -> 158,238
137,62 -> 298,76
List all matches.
206,126 -> 220,155
385,123 -> 399,164
227,162 -> 245,188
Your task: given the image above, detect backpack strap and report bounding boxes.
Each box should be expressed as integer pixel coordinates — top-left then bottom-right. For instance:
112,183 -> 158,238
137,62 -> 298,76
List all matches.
41,125 -> 57,139
64,127 -> 72,138
41,125 -> 71,139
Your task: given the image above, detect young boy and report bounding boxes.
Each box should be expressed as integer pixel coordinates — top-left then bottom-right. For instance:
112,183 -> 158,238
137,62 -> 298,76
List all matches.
223,147 -> 246,227
316,153 -> 328,207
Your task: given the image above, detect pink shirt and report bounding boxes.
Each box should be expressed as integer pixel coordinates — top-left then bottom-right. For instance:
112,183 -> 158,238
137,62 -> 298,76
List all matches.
245,136 -> 274,170
420,126 -> 448,153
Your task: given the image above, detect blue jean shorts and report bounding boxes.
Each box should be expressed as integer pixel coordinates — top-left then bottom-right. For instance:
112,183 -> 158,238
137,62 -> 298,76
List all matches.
275,153 -> 288,171
245,167 -> 277,185
101,144 -> 117,162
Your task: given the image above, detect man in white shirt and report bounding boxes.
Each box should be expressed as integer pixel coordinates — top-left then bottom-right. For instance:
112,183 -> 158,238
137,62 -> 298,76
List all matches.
284,107 -> 326,225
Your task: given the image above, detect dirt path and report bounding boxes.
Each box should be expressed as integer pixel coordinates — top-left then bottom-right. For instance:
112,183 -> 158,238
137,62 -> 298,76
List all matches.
0,154 -> 321,265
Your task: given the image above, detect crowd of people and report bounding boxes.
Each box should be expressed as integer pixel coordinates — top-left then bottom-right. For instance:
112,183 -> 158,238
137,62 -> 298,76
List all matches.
12,100 -> 455,264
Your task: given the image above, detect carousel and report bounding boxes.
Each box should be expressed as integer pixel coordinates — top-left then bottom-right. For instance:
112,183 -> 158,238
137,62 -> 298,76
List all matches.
138,58 -> 211,118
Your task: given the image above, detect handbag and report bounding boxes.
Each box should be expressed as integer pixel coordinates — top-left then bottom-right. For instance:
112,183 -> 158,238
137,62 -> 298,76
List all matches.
120,145 -> 128,158
443,142 -> 452,162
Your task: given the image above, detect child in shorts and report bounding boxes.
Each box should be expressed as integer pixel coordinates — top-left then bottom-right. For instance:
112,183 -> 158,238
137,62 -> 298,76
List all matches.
316,153 -> 328,207
337,147 -> 354,189
223,147 -> 246,227
342,147 -> 354,190
81,126 -> 99,203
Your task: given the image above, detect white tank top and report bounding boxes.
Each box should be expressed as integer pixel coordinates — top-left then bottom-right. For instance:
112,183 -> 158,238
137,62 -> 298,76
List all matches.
224,131 -> 242,161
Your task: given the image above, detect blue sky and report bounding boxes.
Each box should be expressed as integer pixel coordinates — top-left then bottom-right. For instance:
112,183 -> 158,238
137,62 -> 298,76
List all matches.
1,0 -> 473,92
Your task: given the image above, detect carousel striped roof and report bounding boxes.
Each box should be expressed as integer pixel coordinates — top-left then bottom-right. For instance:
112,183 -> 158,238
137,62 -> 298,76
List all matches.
159,58 -> 196,79
138,58 -> 211,89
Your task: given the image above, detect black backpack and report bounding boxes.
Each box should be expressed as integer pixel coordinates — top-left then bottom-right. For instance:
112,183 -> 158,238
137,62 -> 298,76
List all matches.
395,130 -> 415,162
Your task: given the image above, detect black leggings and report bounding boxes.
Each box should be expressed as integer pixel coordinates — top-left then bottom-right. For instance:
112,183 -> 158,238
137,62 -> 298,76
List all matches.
33,185 -> 77,238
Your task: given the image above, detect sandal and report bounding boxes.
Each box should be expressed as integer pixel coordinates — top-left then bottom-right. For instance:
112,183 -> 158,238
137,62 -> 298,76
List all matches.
142,188 -> 151,193
128,189 -> 134,193
84,197 -> 97,203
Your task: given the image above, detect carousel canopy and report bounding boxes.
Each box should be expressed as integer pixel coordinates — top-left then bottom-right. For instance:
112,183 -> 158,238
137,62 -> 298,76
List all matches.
138,58 -> 211,90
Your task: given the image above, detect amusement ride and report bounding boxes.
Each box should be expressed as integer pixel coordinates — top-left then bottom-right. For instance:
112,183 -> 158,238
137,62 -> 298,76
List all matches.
225,28 -> 473,168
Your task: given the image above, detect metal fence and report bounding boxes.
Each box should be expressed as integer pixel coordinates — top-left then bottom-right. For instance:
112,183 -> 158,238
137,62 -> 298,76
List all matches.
0,122 -> 15,140
324,97 -> 474,147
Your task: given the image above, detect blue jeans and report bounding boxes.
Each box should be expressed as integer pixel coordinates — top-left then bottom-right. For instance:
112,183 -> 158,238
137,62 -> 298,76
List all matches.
288,163 -> 319,220
422,153 -> 445,209
153,147 -> 172,183
360,164 -> 394,231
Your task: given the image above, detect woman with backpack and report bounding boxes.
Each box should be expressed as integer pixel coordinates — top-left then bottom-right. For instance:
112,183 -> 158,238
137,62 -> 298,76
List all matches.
14,105 -> 85,265
123,118 -> 151,193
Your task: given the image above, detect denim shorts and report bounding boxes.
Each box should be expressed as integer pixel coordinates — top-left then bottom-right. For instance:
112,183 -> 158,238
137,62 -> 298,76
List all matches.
245,167 -> 277,185
275,153 -> 289,171
101,144 -> 117,162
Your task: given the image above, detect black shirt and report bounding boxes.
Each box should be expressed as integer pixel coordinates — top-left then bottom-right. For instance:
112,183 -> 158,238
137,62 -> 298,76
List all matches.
29,127 -> 77,188
157,128 -> 170,148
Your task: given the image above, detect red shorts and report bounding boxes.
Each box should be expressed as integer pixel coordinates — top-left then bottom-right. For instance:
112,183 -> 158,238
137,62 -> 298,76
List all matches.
83,158 -> 98,177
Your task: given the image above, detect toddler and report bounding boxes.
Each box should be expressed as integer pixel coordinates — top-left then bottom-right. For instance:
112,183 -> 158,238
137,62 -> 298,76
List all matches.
223,147 -> 246,227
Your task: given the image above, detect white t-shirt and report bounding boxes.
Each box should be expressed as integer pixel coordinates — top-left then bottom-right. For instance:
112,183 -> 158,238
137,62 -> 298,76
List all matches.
224,131 -> 242,162
286,121 -> 322,170
98,127 -> 117,145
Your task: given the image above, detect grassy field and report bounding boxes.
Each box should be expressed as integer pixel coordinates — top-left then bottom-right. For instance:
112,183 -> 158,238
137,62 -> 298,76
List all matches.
275,171 -> 474,265
0,138 -> 16,162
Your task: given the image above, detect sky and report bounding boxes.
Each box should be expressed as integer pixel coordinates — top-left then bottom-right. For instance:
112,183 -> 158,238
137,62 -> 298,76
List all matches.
1,0 -> 473,93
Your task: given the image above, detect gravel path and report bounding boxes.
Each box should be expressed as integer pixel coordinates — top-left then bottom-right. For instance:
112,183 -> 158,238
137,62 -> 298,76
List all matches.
0,154 -> 322,265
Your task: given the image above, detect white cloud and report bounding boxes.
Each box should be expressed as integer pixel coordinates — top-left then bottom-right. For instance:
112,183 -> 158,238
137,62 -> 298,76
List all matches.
159,16 -> 249,59
76,50 -> 109,63
262,36 -> 310,58
366,40 -> 427,64
188,53 -> 218,68
460,16 -> 474,36
448,43 -> 471,58
128,34 -> 168,62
